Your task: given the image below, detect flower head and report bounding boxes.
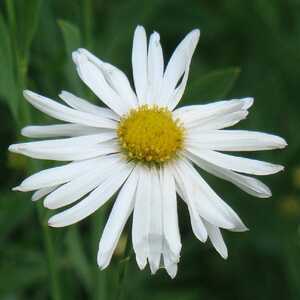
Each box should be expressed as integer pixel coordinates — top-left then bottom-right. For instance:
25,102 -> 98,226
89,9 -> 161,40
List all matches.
9,25 -> 287,278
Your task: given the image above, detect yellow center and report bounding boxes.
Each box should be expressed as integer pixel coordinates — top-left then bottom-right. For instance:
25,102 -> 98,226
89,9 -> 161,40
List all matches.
117,105 -> 185,164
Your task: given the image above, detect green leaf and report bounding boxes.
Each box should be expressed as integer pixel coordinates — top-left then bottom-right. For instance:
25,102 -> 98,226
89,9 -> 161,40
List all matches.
66,227 -> 92,291
0,14 -> 19,120
58,20 -> 82,56
0,192 -> 32,244
58,20 -> 84,94
12,0 -> 42,62
184,67 -> 241,105
1,0 -> 41,123
0,246 -> 47,295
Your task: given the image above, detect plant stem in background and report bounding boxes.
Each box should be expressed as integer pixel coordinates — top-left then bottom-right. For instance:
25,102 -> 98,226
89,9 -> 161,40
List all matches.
82,0 -> 94,49
36,205 -> 62,300
91,208 -> 108,300
116,233 -> 132,300
5,1 -> 63,299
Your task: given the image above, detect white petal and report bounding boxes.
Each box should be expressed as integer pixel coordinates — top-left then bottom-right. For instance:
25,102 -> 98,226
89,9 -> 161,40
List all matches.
183,158 -> 248,232
9,141 -> 119,161
241,97 -> 254,110
203,220 -> 228,259
48,161 -> 134,227
175,159 -> 247,231
72,52 -> 129,116
11,132 -> 116,150
164,262 -> 177,279
162,240 -> 179,279
148,167 -> 163,274
161,166 -> 181,257
188,110 -> 248,131
186,148 -> 284,175
172,162 -> 208,241
32,186 -> 59,201
187,202 -> 208,242
75,49 -> 138,108
186,130 -> 287,151
173,98 -> 252,127
132,26 -> 148,105
132,166 -> 151,269
97,167 -> 138,269
187,152 -> 272,199
15,156 -> 112,192
159,29 -> 200,109
23,90 -> 116,129
59,91 -> 119,120
147,32 -> 164,105
44,155 -> 123,209
22,124 -> 107,139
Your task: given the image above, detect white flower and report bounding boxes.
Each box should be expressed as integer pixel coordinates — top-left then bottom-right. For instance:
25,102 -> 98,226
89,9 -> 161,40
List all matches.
9,25 -> 287,278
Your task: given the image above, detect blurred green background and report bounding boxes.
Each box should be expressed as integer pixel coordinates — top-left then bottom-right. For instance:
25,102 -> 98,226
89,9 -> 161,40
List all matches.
0,0 -> 300,299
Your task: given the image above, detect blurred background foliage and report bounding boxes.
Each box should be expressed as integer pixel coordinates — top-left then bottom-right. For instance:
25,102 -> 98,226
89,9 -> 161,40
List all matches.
0,0 -> 300,299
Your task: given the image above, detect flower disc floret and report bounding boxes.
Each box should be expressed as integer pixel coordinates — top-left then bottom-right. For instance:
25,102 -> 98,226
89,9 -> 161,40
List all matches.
117,105 -> 185,163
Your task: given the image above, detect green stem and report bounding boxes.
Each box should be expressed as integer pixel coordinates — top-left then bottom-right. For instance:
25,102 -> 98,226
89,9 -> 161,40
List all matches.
116,233 -> 132,300
18,49 -> 62,300
82,0 -> 93,48
7,1 -> 62,296
91,208 -> 108,300
36,205 -> 62,300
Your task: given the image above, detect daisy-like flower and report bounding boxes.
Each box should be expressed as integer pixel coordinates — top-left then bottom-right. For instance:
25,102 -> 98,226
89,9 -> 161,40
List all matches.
9,25 -> 287,278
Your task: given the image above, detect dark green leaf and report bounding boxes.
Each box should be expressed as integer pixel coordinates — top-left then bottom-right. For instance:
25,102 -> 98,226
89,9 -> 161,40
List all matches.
66,227 -> 92,291
13,0 -> 42,62
0,14 -> 19,119
58,20 -> 84,94
184,67 -> 240,104
0,192 -> 32,244
0,246 -> 47,295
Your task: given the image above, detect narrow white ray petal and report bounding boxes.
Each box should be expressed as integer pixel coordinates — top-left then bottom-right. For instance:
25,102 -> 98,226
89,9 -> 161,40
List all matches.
186,152 -> 272,199
187,203 -> 208,242
147,32 -> 164,105
173,98 -> 252,127
164,262 -> 178,279
23,90 -> 116,129
48,161 -> 134,227
148,167 -> 163,274
161,166 -> 181,257
186,148 -> 284,176
15,156 -> 112,192
175,159 -> 247,231
188,110 -> 248,131
183,158 -> 248,232
22,124 -> 107,139
59,91 -> 119,120
241,97 -> 254,110
32,186 -> 59,201
96,62 -> 138,108
44,155 -> 123,209
97,167 -> 138,269
76,49 -> 138,108
11,132 -> 116,151
203,219 -> 228,259
162,240 -> 179,279
172,162 -> 208,241
159,29 -> 200,109
72,52 -> 129,116
168,31 -> 201,110
186,130 -> 287,151
132,26 -> 148,105
9,142 -> 119,161
132,166 -> 150,269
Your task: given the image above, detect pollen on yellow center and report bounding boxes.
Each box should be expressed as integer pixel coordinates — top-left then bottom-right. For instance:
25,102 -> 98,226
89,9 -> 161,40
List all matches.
117,105 -> 185,164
